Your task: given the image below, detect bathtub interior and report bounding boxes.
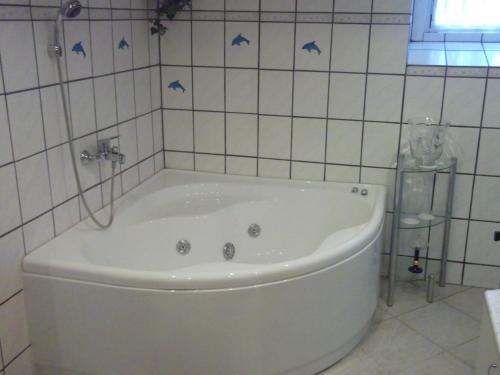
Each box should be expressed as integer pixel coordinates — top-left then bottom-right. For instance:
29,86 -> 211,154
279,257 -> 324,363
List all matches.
81,181 -> 374,271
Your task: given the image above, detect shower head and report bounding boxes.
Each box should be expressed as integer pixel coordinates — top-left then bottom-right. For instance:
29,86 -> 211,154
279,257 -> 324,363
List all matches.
60,0 -> 82,18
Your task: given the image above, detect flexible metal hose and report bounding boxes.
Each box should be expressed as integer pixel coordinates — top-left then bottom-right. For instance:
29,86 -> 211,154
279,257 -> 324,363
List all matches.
54,17 -> 115,229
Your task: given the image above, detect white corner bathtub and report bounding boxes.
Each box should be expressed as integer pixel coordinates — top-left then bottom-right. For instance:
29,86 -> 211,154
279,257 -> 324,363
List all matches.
23,170 -> 386,375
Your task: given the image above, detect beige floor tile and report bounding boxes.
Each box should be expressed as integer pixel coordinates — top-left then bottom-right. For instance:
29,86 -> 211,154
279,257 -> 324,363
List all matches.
319,347 -> 384,375
397,352 -> 473,375
399,301 -> 480,349
444,287 -> 487,321
382,281 -> 430,316
410,280 -> 470,300
359,318 -> 442,374
449,337 -> 478,369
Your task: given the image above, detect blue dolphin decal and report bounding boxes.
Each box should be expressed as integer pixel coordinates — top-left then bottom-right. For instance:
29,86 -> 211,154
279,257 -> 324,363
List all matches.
168,80 -> 185,93
72,41 -> 86,57
232,33 -> 250,46
118,37 -> 129,50
302,41 -> 321,55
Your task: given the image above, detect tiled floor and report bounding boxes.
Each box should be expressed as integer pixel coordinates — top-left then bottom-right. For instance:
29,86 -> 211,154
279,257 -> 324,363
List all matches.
321,279 -> 486,375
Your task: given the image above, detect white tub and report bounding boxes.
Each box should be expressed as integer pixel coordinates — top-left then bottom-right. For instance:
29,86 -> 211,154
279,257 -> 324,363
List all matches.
23,170 -> 386,375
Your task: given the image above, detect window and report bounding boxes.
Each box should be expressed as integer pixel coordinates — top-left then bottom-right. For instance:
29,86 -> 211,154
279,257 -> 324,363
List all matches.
411,0 -> 500,41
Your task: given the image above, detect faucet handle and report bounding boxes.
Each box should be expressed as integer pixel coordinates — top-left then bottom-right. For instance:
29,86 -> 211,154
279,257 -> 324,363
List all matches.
97,135 -> 119,153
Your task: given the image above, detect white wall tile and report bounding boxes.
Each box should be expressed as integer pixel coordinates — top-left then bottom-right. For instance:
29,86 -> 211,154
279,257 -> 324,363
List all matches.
466,221 -> 500,266
433,173 -> 473,219
259,70 -> 293,116
7,90 -> 45,160
54,197 -> 79,236
137,114 -> 153,161
112,20 -> 133,72
477,129 -> 500,175
295,23 -> 332,71
325,165 -> 360,183
293,72 -> 329,117
0,229 -> 24,303
163,109 -> 193,152
258,159 -> 290,179
362,122 -> 400,168
118,119 -> 138,169
259,115 -> 291,159
226,113 -> 257,156
403,76 -> 444,122
297,0 -> 333,12
329,73 -> 365,120
193,68 -> 224,111
139,157 -> 154,182
0,97 -> 13,166
373,0 -> 411,13
471,176 -> 500,222
331,24 -> 369,73
23,211 -> 54,254
69,79 -> 97,138
442,78 -> 485,127
0,293 -> 30,364
162,66 -> 193,110
447,127 -> 478,174
226,22 -> 259,68
3,345 -> 34,375
291,162 -> 324,181
192,0 -> 224,10
365,74 -> 404,122
463,264 -> 500,288
165,151 -> 194,170
428,220 -> 467,262
90,21 -> 114,76
94,75 -> 117,130
40,85 -> 69,149
326,120 -> 362,165
152,110 -> 162,153
64,20 -> 93,80
226,0 -> 259,11
72,134 -> 100,191
194,111 -> 225,154
48,143 -> 77,205
226,69 -> 258,113
335,0 -> 372,12
226,156 -> 257,176
132,20 -> 149,69
369,25 -> 409,74
261,0 -> 295,11
260,23 -> 295,70
0,164 -> 21,235
34,21 -> 65,87
16,153 -> 52,222
361,167 -> 396,211
0,22 -> 37,92
160,21 -> 191,65
115,71 -> 135,122
483,79 -> 500,128
134,68 -> 152,116
292,117 -> 326,162
195,154 -> 225,173
150,67 -> 161,110
192,21 -> 224,66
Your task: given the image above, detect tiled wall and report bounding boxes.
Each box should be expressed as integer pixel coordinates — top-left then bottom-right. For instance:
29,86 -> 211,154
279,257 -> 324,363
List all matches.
160,0 -> 500,290
0,0 -> 162,373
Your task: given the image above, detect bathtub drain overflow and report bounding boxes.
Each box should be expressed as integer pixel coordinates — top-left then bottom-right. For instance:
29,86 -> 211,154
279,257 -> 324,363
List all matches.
248,224 -> 261,238
223,243 -> 236,260
176,239 -> 191,255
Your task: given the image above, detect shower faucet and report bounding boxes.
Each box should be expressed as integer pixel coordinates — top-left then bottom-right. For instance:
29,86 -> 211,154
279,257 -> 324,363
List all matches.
80,136 -> 126,166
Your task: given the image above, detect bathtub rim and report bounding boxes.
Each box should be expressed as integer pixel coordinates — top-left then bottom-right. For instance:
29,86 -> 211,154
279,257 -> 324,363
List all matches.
23,170 -> 386,290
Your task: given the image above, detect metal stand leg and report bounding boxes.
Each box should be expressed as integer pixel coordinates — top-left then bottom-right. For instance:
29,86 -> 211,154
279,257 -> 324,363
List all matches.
387,156 -> 405,306
439,158 -> 457,287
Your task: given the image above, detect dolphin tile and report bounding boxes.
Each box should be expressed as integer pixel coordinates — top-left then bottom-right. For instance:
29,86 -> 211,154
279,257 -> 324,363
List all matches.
65,20 -> 92,80
226,22 -> 258,67
295,23 -> 332,70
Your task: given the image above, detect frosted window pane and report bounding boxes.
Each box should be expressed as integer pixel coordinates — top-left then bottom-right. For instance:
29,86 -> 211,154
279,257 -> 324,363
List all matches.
434,0 -> 500,30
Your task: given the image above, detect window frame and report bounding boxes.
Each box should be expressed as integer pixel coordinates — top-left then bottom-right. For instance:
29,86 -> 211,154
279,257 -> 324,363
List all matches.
411,0 -> 500,42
